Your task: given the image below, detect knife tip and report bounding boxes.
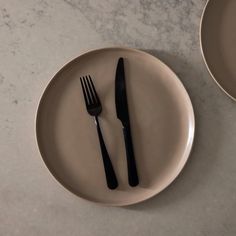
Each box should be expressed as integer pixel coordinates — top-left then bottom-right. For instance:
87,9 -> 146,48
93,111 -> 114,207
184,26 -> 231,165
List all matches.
118,57 -> 124,64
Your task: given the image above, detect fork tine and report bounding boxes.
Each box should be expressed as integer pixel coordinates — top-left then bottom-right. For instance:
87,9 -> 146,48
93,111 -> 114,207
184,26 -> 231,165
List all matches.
86,76 -> 97,104
88,75 -> 100,104
80,77 -> 89,107
83,76 -> 93,105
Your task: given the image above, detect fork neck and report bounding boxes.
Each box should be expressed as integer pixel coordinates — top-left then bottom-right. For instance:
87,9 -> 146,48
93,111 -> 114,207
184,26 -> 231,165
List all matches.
94,116 -> 99,126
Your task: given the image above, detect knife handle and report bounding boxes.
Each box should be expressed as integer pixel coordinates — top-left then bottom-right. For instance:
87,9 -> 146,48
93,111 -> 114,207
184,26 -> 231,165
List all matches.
123,125 -> 139,187
95,117 -> 118,190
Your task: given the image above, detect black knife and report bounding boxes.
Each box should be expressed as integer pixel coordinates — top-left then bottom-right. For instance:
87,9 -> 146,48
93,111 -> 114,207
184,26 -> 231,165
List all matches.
115,57 -> 139,187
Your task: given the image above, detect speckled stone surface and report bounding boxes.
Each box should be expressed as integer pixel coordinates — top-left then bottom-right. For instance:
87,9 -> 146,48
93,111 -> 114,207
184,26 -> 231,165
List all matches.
1,0 -> 236,235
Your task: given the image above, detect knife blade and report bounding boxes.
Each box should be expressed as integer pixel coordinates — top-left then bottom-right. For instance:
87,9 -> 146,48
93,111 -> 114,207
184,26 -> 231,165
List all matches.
115,57 -> 139,187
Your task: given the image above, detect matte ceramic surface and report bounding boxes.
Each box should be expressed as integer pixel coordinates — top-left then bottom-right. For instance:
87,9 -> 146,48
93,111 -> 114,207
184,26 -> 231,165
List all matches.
200,0 -> 236,100
36,47 -> 195,206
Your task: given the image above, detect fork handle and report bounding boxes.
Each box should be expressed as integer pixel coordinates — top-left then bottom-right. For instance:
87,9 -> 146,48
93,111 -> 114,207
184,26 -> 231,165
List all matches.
95,116 -> 118,190
123,125 -> 139,187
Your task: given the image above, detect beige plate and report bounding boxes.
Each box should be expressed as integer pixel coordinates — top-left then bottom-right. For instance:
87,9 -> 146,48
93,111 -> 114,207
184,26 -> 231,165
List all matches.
36,47 -> 195,206
200,0 -> 236,100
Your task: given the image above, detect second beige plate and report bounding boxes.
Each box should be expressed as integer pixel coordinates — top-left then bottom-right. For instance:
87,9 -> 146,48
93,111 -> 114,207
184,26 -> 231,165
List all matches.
36,47 -> 195,206
201,0 -> 236,100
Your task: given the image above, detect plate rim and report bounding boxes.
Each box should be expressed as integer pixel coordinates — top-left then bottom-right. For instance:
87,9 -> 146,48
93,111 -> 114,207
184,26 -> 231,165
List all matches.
35,46 -> 195,206
200,0 -> 236,101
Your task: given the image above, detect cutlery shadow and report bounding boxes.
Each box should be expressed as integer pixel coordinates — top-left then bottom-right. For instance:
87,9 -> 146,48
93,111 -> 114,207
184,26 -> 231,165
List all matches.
124,49 -> 225,210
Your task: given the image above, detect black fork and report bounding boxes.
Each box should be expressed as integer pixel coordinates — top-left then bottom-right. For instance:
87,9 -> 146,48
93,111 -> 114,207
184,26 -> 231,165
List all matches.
80,75 -> 118,189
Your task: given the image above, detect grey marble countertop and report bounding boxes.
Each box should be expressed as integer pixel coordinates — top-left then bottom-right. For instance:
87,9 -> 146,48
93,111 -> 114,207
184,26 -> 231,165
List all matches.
1,0 -> 236,235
